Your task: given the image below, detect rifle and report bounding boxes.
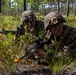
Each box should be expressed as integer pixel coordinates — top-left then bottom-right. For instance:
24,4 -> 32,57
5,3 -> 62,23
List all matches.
14,38 -> 46,63
0,24 -> 25,37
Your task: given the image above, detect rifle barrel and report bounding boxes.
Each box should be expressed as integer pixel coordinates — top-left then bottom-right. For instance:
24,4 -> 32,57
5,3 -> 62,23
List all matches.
0,30 -> 17,35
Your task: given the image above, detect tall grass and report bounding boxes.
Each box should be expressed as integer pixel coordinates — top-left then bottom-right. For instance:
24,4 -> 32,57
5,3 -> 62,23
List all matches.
46,43 -> 76,74
64,15 -> 76,28
0,15 -> 37,74
0,15 -> 76,74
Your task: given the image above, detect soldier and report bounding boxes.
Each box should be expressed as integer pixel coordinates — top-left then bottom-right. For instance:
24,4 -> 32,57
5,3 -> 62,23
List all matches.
35,11 -> 76,59
21,10 -> 44,38
20,10 -> 45,65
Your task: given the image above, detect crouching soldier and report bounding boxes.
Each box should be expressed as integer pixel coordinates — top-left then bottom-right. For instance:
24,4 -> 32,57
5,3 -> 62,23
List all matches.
35,11 -> 76,60
21,10 -> 44,38
20,10 -> 45,65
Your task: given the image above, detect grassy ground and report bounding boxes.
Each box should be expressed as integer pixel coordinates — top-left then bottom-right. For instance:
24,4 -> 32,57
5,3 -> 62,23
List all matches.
0,15 -> 76,75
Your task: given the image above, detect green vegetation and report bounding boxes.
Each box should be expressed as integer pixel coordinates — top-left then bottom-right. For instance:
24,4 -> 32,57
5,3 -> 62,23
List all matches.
0,15 -> 76,75
46,43 -> 76,74
64,15 -> 76,28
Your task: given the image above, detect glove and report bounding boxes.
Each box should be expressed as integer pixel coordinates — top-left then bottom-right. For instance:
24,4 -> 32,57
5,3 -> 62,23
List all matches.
63,46 -> 69,52
56,46 -> 69,57
35,48 -> 47,59
63,46 -> 69,55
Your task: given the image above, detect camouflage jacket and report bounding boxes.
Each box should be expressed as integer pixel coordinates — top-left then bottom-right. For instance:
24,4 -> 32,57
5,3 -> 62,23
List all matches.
46,25 -> 76,51
30,19 -> 44,38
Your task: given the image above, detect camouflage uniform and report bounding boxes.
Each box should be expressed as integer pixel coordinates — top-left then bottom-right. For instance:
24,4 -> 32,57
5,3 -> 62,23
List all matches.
21,10 -> 44,38
44,11 -> 76,57
20,10 -> 45,64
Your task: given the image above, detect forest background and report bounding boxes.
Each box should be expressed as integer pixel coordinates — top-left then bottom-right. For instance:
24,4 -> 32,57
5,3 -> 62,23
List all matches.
0,0 -> 76,75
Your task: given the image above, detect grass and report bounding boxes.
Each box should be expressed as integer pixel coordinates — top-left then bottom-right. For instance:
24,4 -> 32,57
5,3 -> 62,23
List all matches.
64,15 -> 76,28
0,15 -> 76,75
46,44 -> 76,74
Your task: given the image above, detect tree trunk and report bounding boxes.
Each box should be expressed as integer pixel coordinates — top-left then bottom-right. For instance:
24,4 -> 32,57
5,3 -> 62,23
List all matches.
8,0 -> 11,15
60,0 -> 62,14
66,0 -> 69,17
23,0 -> 26,11
0,0 -> 1,13
57,0 -> 60,13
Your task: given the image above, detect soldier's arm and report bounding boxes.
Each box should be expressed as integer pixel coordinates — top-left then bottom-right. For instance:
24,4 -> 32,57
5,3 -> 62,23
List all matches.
68,40 -> 76,50
63,39 -> 76,53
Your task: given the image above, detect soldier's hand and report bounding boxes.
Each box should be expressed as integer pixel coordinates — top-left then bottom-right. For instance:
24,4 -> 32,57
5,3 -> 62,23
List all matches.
63,46 -> 69,52
35,48 -> 47,59
63,46 -> 69,55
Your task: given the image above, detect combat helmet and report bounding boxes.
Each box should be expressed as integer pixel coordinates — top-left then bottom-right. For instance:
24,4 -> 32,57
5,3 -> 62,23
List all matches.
44,11 -> 66,30
21,10 -> 36,23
